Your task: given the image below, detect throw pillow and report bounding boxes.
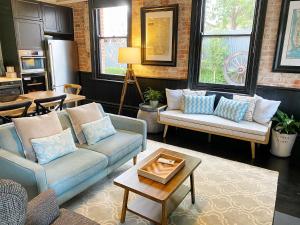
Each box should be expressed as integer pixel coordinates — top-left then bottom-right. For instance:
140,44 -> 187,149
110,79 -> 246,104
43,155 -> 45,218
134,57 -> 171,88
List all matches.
66,103 -> 103,144
180,89 -> 207,111
81,116 -> 117,145
165,89 -> 183,110
233,94 -> 257,121
253,95 -> 281,124
31,128 -> 77,165
12,111 -> 63,162
214,97 -> 249,122
183,95 -> 215,114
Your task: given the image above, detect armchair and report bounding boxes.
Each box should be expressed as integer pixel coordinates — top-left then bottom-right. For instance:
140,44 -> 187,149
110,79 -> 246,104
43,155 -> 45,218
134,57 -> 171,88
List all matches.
0,179 -> 99,225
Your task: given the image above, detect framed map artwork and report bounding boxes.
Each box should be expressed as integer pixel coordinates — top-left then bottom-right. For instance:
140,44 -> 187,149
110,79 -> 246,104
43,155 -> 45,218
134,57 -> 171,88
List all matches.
141,5 -> 178,66
273,0 -> 300,73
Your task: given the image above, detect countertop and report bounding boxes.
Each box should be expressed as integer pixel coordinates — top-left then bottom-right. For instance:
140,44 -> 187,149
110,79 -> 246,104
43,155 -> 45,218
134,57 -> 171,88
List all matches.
0,77 -> 22,83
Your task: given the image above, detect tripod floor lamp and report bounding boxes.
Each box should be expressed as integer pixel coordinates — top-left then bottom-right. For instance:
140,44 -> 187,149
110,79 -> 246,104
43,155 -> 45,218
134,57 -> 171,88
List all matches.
118,47 -> 144,115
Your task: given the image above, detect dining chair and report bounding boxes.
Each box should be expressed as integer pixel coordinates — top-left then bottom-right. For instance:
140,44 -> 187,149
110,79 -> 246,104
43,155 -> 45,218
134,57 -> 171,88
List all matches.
64,84 -> 82,107
0,101 -> 32,123
34,94 -> 67,115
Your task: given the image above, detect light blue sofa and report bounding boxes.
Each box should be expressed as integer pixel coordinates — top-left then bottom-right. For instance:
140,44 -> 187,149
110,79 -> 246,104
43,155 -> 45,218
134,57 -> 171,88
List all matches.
0,104 -> 147,205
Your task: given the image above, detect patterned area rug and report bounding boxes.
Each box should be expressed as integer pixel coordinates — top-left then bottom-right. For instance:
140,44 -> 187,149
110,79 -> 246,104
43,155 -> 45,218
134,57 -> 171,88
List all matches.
64,140 -> 278,225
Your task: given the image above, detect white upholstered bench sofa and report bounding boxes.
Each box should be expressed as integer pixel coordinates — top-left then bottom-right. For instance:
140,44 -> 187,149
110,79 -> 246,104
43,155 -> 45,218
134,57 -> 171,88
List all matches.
157,107 -> 271,159
156,89 -> 280,159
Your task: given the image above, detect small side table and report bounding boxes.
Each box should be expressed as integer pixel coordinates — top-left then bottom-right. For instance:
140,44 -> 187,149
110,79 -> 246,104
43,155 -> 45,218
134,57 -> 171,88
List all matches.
137,103 -> 164,134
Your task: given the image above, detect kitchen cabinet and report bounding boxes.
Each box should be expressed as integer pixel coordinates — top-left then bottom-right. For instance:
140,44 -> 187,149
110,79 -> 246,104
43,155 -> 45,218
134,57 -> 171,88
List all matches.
42,4 -> 58,33
42,4 -> 73,35
12,0 -> 42,21
15,19 -> 44,49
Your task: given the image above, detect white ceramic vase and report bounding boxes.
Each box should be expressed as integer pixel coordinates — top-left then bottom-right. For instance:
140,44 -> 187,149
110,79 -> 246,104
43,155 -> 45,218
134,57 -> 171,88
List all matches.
270,129 -> 297,157
150,100 -> 159,108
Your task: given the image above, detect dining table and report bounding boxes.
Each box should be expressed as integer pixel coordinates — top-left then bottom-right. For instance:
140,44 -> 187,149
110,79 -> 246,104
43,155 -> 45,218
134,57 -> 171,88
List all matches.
0,91 -> 86,117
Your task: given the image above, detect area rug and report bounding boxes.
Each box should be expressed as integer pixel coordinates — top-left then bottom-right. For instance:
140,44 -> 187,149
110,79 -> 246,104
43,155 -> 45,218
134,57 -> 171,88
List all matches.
63,140 -> 279,225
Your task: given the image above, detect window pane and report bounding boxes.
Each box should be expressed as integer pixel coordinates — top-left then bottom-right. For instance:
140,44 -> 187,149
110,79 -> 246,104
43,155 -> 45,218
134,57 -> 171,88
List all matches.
100,38 -> 127,75
98,6 -> 128,37
199,36 -> 250,86
204,0 -> 255,35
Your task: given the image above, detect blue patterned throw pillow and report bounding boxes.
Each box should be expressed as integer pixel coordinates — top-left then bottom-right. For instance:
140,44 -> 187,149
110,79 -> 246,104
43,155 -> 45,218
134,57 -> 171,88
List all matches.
214,97 -> 249,122
31,128 -> 77,165
81,116 -> 117,145
183,94 -> 216,114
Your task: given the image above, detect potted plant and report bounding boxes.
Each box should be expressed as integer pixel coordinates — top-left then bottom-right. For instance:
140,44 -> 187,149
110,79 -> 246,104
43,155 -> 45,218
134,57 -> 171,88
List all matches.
271,110 -> 300,157
144,88 -> 162,108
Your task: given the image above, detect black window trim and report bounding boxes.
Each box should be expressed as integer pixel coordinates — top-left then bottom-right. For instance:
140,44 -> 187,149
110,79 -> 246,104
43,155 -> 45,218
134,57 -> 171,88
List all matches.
89,0 -> 132,81
187,0 -> 268,95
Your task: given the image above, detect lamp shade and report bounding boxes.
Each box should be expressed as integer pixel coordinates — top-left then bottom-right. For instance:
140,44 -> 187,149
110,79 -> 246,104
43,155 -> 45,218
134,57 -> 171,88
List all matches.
118,47 -> 141,64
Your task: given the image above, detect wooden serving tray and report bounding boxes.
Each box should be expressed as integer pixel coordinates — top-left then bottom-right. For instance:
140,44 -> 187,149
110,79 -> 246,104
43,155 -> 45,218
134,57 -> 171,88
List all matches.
137,153 -> 185,184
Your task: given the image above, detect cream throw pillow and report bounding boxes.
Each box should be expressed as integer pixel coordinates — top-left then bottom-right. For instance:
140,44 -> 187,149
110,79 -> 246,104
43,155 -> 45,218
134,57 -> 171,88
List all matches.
233,94 -> 257,122
13,111 -> 63,162
66,102 -> 103,144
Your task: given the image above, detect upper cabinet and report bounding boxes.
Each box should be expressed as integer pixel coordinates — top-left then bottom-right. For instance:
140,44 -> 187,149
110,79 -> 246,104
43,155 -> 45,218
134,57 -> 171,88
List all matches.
42,4 -> 73,35
12,0 -> 42,21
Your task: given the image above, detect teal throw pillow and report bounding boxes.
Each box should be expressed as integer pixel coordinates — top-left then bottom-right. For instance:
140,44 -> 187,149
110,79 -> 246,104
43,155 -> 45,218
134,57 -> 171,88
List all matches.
214,97 -> 249,122
31,128 -> 77,165
81,116 -> 116,145
183,94 -> 216,114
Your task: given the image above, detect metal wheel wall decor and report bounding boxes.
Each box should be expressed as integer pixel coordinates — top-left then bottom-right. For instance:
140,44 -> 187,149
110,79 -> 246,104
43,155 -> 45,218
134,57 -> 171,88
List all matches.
224,51 -> 248,86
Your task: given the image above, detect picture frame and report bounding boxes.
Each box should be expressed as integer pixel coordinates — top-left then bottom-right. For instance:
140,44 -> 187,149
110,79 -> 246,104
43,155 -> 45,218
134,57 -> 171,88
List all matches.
141,4 -> 178,66
273,0 -> 300,73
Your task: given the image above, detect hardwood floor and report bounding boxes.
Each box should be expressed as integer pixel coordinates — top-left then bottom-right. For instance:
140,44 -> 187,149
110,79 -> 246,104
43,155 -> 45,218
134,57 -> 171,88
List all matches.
148,126 -> 300,219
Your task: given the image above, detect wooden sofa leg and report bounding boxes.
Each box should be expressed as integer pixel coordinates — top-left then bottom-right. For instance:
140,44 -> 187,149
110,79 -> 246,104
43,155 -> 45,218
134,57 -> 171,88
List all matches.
163,125 -> 169,138
251,142 -> 255,159
208,134 -> 212,143
133,156 -> 137,165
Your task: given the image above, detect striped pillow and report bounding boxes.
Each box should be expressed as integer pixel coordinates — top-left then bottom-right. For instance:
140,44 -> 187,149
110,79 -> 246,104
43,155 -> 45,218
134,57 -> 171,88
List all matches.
214,97 -> 249,122
183,95 -> 216,114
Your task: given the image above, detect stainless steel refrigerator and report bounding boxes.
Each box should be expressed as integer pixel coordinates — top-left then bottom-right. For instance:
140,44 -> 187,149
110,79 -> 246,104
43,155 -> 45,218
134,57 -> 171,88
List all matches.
46,40 -> 78,93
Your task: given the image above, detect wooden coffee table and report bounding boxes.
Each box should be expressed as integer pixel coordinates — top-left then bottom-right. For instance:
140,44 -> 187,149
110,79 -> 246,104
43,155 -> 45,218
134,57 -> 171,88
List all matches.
114,148 -> 201,225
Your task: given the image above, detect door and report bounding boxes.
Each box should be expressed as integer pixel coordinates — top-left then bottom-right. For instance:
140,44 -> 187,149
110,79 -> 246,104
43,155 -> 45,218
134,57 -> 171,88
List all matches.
12,0 -> 42,21
15,19 -> 44,49
42,4 -> 58,33
57,7 -> 73,34
47,40 -> 78,90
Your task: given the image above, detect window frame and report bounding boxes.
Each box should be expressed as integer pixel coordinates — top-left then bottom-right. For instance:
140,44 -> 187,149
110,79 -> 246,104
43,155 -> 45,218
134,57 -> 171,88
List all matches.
187,0 -> 268,95
89,0 -> 132,81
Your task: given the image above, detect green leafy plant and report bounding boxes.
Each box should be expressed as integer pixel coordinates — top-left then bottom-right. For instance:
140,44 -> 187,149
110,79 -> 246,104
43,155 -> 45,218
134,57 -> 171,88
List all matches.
144,88 -> 162,102
272,110 -> 300,134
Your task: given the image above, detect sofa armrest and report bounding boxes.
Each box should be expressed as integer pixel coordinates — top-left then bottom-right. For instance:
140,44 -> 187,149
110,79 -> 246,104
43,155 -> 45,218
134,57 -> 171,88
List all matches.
0,149 -> 48,200
157,105 -> 167,123
108,114 -> 147,151
26,189 -> 59,225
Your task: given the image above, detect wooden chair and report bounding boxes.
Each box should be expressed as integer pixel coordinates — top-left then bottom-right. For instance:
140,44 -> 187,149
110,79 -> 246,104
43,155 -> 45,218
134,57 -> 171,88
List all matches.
34,94 -> 67,115
64,84 -> 82,107
0,101 -> 32,123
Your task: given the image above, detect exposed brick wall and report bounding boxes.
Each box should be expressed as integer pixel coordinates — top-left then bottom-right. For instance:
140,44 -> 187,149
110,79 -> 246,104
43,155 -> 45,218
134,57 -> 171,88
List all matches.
131,0 -> 191,80
258,0 -> 300,88
69,0 -> 300,89
67,1 -> 91,72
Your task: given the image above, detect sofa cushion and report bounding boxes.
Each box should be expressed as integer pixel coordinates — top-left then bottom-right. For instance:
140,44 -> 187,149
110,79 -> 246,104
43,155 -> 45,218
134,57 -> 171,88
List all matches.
13,112 -> 63,162
0,123 -> 24,157
183,94 -> 215,114
160,110 -> 269,136
43,148 -> 108,196
79,130 -> 143,166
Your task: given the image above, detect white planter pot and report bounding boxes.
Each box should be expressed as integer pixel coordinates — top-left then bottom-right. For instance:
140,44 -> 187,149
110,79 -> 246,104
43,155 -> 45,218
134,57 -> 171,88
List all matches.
270,129 -> 297,157
149,100 -> 159,108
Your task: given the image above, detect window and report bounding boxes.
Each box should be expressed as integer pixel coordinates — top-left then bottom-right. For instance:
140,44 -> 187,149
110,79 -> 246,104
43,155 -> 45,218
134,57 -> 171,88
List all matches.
90,0 -> 131,79
188,0 -> 268,94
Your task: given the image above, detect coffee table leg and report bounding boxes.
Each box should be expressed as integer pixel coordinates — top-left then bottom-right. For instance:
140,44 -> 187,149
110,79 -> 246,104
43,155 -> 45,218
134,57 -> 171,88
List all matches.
190,173 -> 195,204
120,189 -> 129,223
161,202 -> 168,225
